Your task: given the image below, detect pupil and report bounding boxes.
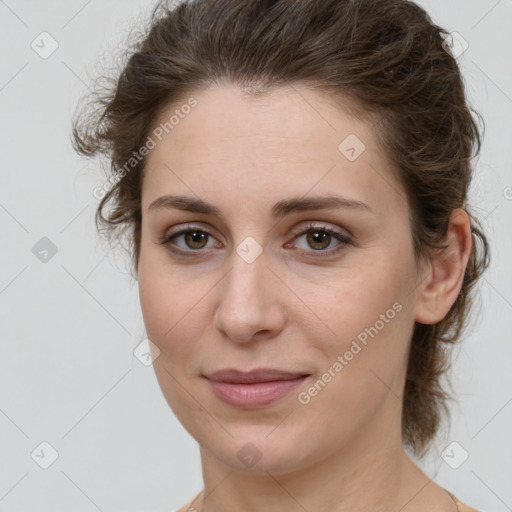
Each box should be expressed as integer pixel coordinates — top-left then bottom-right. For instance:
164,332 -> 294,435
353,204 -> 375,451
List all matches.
187,231 -> 206,248
309,231 -> 330,250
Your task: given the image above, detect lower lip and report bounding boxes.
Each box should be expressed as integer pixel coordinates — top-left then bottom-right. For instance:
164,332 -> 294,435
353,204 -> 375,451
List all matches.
207,376 -> 309,409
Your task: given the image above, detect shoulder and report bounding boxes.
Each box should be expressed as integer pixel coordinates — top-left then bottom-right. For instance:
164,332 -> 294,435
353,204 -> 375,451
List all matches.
174,501 -> 195,512
444,488 -> 480,512
453,496 -> 481,512
458,503 -> 480,512
175,491 -> 202,512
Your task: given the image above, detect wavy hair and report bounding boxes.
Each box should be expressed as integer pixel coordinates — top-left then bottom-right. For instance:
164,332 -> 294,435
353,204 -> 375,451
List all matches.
71,0 -> 490,457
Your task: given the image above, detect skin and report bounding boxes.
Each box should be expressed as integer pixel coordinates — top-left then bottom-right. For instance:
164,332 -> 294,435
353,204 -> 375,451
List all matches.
137,83 -> 472,512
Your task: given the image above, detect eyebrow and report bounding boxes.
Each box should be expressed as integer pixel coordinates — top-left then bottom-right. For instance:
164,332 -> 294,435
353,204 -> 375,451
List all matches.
147,194 -> 372,219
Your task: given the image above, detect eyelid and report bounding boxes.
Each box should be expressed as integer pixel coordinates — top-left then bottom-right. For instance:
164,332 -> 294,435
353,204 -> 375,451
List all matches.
159,221 -> 353,257
162,222 -> 220,240
285,222 -> 353,257
159,223 -> 222,252
289,221 -> 351,239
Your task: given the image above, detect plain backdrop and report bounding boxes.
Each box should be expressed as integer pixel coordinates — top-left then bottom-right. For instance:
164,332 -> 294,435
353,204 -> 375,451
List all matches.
0,0 -> 511,511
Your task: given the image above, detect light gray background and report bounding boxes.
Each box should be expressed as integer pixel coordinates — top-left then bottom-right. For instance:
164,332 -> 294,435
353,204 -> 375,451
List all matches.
0,1 -> 511,511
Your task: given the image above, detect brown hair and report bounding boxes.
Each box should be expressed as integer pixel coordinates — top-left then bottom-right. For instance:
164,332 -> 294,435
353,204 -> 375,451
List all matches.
71,0 -> 490,457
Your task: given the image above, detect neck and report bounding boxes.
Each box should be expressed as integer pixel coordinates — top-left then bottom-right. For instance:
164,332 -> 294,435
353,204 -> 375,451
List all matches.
198,400 -> 438,512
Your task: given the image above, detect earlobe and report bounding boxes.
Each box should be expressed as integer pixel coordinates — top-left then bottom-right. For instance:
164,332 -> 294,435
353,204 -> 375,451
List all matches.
414,209 -> 473,325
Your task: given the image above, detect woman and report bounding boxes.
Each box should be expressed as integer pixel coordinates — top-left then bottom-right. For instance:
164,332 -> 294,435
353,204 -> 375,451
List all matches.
72,0 -> 489,510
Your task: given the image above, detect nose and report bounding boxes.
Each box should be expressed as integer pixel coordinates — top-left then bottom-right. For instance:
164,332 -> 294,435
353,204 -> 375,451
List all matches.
213,247 -> 287,343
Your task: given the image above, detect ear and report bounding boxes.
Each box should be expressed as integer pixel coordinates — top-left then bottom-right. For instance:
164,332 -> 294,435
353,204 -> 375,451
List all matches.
414,208 -> 473,325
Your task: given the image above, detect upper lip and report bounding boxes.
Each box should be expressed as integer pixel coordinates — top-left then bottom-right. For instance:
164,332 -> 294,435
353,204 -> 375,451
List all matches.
205,368 -> 310,384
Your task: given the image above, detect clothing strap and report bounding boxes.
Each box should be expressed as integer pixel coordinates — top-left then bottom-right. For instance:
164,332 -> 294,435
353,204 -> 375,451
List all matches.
444,489 -> 461,512
187,489 -> 204,511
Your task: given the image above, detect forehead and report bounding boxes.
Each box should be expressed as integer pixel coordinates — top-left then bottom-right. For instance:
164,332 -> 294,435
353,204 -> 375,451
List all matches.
141,83 -> 406,218
148,83 -> 373,159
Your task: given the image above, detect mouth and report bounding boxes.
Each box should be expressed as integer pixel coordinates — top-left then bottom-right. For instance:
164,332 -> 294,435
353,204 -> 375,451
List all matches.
204,368 -> 311,409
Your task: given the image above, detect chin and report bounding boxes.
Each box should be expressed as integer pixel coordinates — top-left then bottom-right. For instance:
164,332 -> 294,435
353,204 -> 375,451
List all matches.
199,426 -> 322,475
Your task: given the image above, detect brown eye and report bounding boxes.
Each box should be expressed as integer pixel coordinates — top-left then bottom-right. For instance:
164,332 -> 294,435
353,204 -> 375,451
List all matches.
288,223 -> 353,258
306,230 -> 332,250
183,230 -> 209,249
159,225 -> 221,256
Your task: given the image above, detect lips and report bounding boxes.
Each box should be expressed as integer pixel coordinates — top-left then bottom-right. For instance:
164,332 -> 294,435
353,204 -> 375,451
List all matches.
206,368 -> 310,384
204,368 -> 311,408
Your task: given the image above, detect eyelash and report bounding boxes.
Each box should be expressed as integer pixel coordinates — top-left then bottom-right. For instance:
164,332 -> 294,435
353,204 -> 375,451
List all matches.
158,222 -> 353,258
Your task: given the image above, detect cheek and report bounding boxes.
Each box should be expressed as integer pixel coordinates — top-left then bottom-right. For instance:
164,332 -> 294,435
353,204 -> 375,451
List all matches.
308,257 -> 410,341
294,282 -> 412,446
137,262 -> 209,420
138,270 -> 172,345
138,258 -> 203,356
301,254 -> 415,397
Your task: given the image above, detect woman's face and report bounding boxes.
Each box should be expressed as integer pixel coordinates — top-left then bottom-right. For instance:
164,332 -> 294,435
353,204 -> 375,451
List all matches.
138,83 -> 426,473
